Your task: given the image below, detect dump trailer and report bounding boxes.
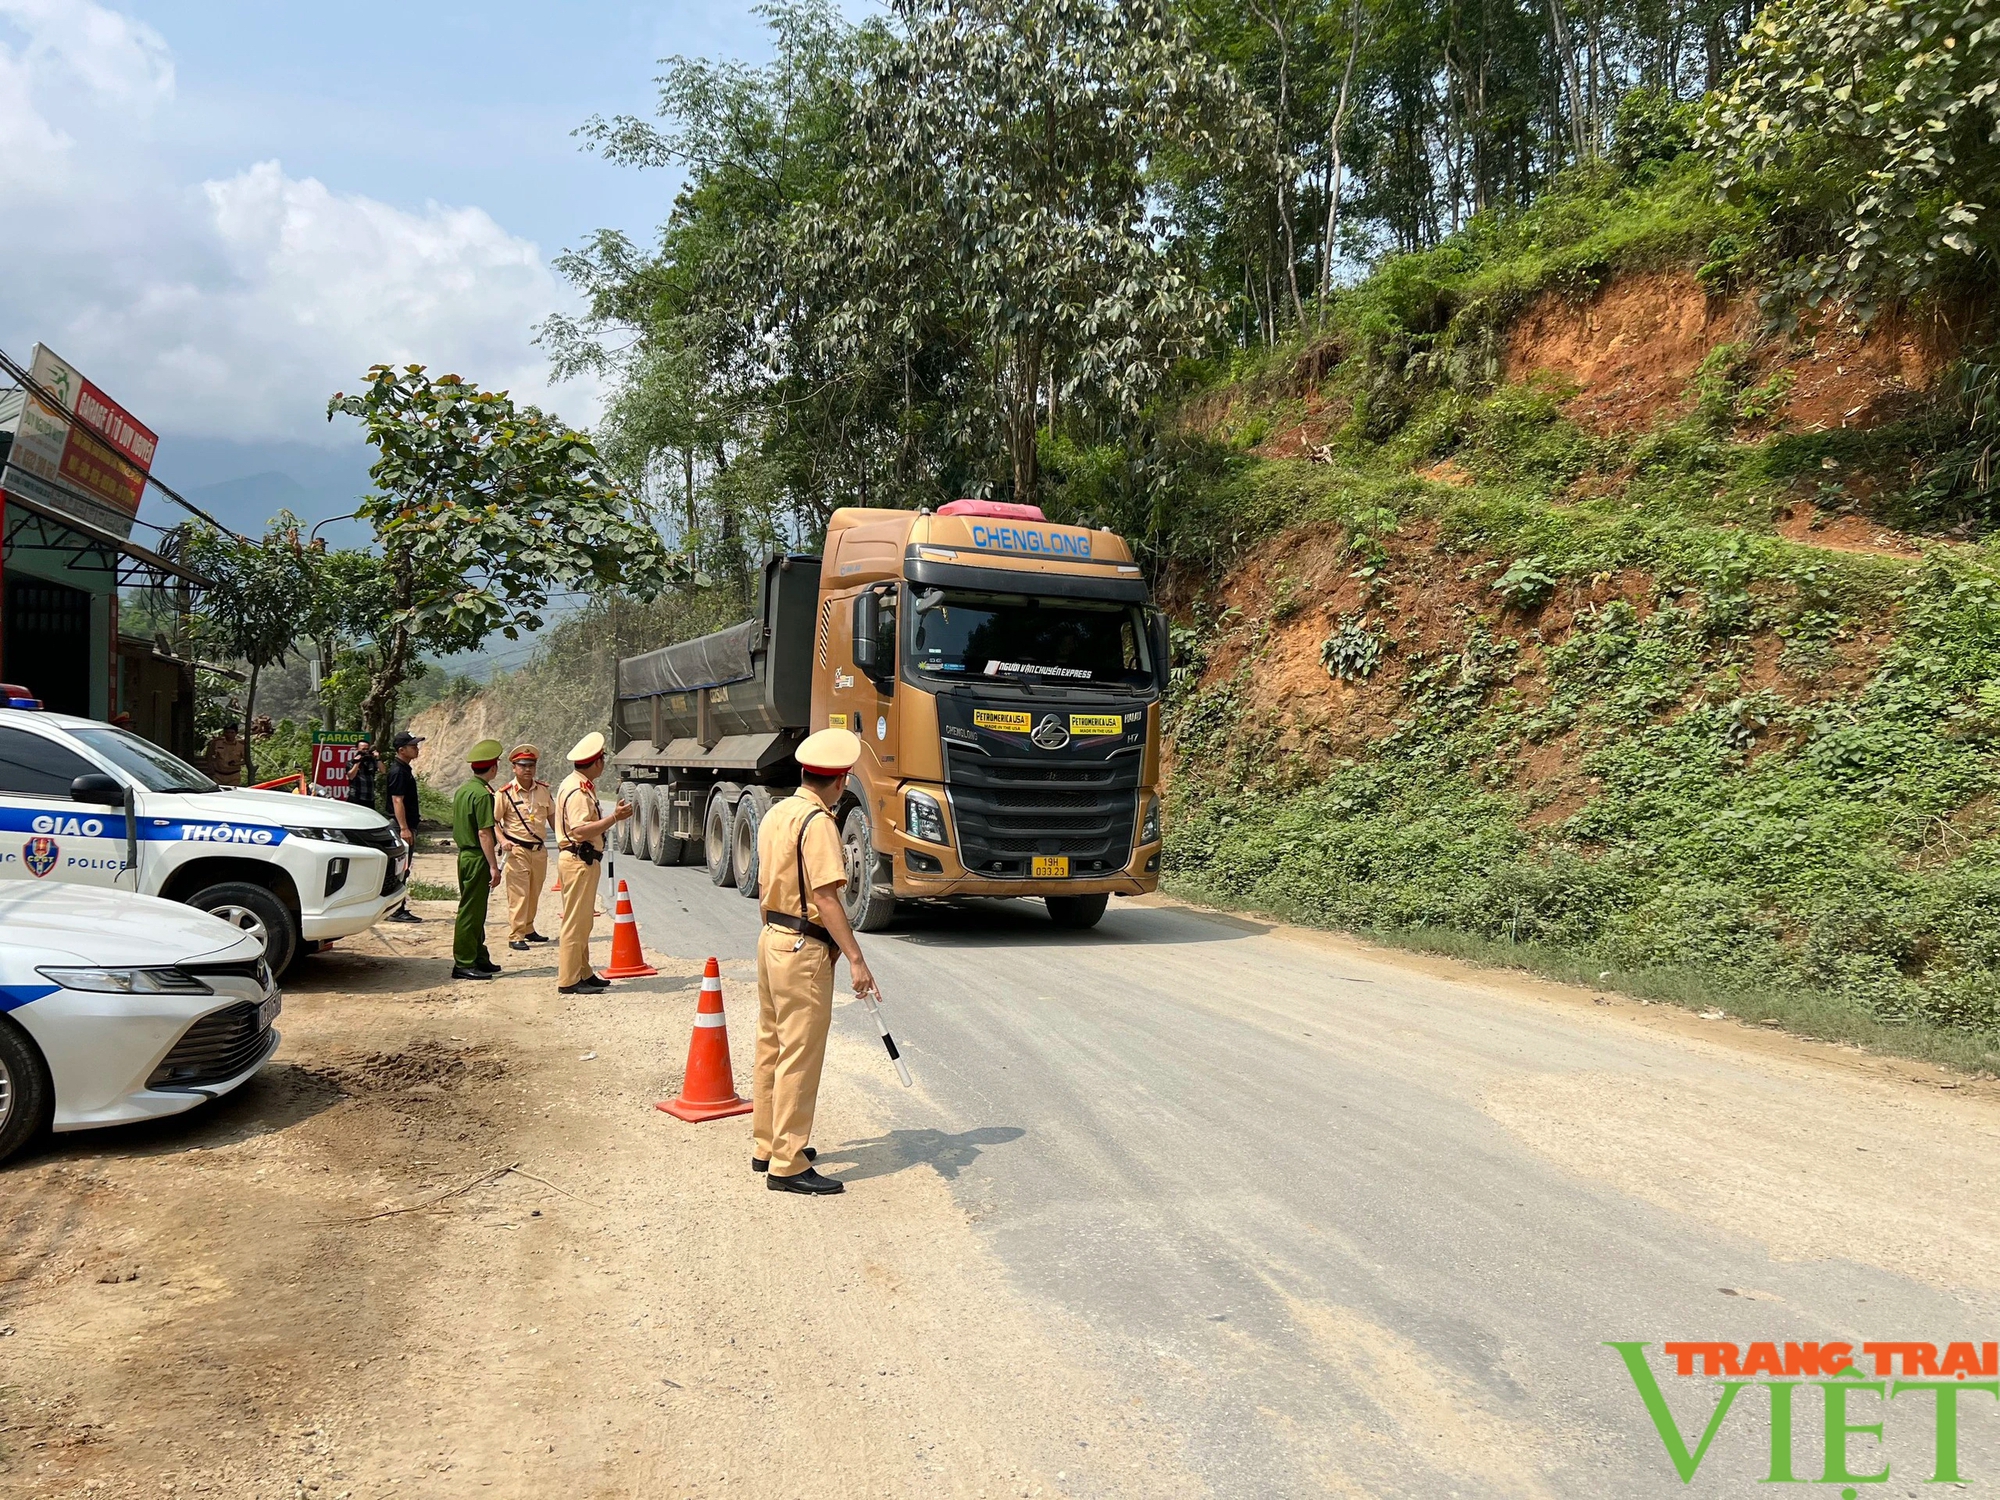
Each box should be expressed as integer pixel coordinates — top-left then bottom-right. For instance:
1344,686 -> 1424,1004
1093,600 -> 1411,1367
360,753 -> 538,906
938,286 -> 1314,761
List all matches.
609,500 -> 1169,930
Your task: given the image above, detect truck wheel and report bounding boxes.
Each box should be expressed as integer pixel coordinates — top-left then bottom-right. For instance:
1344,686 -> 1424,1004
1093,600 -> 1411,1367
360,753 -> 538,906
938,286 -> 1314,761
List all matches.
0,1019 -> 52,1169
704,788 -> 737,887
839,802 -> 898,932
611,782 -> 635,855
1045,893 -> 1110,930
647,786 -> 685,866
732,787 -> 775,900
187,880 -> 299,975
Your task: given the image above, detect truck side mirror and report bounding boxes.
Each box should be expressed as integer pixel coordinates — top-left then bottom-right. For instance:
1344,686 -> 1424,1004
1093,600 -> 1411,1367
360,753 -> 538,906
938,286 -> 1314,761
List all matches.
852,593 -> 880,672
71,773 -> 125,806
1149,610 -> 1172,692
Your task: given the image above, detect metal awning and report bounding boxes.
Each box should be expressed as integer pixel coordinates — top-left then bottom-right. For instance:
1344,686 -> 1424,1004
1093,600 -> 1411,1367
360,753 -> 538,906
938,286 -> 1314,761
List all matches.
1,472 -> 210,588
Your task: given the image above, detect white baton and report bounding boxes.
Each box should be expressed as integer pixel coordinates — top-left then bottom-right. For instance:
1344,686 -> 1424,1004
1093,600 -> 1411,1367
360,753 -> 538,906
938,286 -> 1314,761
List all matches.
861,993 -> 912,1087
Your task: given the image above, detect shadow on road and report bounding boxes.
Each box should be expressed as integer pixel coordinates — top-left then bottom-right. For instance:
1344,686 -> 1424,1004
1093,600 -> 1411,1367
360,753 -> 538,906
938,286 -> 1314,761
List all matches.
16,1062 -> 344,1168
886,899 -> 1266,949
818,1125 -> 1026,1183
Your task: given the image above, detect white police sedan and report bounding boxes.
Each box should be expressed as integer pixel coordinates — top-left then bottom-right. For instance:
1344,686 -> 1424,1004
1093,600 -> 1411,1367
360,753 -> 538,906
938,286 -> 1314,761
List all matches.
0,883 -> 280,1167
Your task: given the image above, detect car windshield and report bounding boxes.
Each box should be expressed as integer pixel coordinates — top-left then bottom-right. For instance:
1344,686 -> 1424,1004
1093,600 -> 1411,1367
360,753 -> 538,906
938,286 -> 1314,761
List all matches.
70,726 -> 218,793
908,590 -> 1153,689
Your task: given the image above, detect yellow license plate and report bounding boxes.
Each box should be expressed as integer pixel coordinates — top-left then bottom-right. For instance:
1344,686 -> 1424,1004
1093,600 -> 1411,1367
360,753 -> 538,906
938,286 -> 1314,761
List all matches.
1032,855 -> 1069,878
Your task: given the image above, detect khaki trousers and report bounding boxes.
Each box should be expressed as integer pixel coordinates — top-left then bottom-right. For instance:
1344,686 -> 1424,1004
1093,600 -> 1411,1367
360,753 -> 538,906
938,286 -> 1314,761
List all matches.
556,851 -> 602,986
752,924 -> 835,1177
503,845 -> 546,941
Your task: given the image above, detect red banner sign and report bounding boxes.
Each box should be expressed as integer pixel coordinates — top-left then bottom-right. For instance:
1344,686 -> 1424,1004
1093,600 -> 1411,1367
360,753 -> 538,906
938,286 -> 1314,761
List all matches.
311,734 -> 363,799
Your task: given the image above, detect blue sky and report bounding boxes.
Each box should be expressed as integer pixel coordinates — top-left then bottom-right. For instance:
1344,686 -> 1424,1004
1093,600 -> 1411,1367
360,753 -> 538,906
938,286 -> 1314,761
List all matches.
0,0 -> 790,536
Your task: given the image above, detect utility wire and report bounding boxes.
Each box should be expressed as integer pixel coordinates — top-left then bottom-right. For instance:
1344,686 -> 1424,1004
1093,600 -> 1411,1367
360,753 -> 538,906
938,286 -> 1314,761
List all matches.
0,343 -> 246,541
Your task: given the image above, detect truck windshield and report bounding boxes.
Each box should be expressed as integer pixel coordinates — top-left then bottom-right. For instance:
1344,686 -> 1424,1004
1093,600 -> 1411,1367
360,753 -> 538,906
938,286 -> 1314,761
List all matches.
909,591 -> 1153,689
70,726 -> 219,794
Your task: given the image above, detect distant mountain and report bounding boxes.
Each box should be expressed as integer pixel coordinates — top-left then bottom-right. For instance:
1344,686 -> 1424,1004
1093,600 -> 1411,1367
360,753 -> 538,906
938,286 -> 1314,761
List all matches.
138,435 -> 376,543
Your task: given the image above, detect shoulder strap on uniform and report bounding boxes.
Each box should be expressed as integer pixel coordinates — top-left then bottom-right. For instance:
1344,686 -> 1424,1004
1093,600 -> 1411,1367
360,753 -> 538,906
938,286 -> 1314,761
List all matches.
795,806 -> 826,925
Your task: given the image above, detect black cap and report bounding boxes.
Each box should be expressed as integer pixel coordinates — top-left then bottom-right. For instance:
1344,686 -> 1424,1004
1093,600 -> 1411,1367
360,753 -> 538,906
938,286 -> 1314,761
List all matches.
391,730 -> 424,749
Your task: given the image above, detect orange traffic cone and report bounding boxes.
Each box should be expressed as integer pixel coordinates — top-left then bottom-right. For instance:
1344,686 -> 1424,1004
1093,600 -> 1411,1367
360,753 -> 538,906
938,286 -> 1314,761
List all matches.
603,878 -> 657,979
657,959 -> 752,1121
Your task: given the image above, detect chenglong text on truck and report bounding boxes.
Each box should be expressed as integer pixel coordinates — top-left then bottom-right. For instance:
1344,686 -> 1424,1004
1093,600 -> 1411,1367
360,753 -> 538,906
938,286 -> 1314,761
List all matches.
609,501 -> 1168,930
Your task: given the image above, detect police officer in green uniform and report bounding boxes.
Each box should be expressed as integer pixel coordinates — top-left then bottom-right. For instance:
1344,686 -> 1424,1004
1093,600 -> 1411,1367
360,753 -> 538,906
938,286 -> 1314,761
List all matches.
451,739 -> 506,981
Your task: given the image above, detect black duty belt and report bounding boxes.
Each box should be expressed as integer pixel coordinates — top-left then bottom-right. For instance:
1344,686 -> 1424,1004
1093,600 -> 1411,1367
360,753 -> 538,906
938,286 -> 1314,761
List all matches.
499,830 -> 543,851
763,910 -> 836,949
559,842 -> 603,865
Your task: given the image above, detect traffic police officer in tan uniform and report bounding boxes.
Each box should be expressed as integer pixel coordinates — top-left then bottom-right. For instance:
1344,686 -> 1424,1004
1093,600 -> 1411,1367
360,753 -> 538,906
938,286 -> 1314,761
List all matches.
553,732 -> 633,994
494,743 -> 555,951
752,727 -> 881,1196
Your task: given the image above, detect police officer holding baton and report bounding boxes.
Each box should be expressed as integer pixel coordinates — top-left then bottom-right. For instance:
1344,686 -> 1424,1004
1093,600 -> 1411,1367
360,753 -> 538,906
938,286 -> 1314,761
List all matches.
554,732 -> 634,995
751,727 -> 881,1196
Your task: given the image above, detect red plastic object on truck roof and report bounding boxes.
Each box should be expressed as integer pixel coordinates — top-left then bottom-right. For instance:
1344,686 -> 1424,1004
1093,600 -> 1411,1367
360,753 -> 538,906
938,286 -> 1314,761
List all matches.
937,499 -> 1046,521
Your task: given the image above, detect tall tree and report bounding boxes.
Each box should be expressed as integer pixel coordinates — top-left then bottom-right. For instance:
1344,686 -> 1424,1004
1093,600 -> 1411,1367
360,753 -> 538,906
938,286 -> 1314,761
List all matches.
326,365 -> 677,749
182,514 -> 314,782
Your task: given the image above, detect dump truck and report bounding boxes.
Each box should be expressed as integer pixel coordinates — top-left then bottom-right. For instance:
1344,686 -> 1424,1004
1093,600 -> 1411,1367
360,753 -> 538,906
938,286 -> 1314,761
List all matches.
608,501 -> 1168,930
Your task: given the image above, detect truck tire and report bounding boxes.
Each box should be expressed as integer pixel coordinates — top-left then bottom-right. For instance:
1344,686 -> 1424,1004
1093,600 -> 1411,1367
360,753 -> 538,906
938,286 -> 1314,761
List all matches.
0,1019 -> 52,1169
732,787 -> 775,900
1045,893 -> 1110,930
186,880 -> 299,975
611,781 -> 635,855
705,786 -> 739,887
839,802 -> 898,932
647,786 -> 685,866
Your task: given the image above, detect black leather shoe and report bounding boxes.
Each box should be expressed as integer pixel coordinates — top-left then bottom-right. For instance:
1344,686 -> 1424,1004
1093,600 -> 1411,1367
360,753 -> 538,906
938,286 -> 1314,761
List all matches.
525,932 -> 551,944
509,940 -> 530,951
751,1147 -> 816,1173
558,976 -> 611,994
767,1166 -> 843,1195
387,909 -> 423,924
450,965 -> 494,980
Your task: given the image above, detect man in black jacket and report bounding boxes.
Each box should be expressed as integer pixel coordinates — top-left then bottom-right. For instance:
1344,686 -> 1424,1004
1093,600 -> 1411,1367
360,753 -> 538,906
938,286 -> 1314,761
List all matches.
384,730 -> 424,924
347,739 -> 379,809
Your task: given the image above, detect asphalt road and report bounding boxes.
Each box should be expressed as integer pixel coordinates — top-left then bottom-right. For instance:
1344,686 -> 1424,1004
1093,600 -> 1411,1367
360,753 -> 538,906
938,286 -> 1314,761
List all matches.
614,855 -> 2000,1499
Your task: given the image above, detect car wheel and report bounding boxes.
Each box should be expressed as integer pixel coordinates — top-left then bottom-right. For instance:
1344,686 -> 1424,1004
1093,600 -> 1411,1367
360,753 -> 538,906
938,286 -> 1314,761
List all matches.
0,1019 -> 52,1168
1045,893 -> 1110,930
187,880 -> 299,974
705,786 -> 739,887
839,801 -> 897,932
732,787 -> 775,900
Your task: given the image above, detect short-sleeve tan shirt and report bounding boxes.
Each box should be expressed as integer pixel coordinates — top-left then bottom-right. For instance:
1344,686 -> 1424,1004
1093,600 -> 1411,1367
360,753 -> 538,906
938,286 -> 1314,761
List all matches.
757,785 -> 845,926
493,778 -> 554,847
555,770 -> 602,850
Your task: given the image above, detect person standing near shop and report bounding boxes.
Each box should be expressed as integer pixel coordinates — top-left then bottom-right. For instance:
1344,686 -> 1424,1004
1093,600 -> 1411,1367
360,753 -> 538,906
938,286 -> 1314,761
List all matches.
552,733 -> 633,995
383,730 -> 424,924
450,739 -> 505,981
751,727 -> 880,1197
348,738 -> 379,809
495,743 -> 554,951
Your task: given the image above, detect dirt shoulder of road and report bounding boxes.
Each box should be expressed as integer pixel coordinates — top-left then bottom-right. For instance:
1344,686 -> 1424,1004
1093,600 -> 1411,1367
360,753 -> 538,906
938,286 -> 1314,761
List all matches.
1,858 -> 1193,1500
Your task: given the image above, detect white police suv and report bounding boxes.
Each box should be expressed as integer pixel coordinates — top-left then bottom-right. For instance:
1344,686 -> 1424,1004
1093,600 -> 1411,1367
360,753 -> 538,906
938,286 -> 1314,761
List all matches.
0,883 -> 280,1166
0,706 -> 406,973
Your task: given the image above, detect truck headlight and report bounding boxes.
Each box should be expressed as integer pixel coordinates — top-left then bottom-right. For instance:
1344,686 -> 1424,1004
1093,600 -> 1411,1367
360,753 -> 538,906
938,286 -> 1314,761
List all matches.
38,966 -> 213,995
283,825 -> 353,844
1140,794 -> 1160,844
904,789 -> 949,846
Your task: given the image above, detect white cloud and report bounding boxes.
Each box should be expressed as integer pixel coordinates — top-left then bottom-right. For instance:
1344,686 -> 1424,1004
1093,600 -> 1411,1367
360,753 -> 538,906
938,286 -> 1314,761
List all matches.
0,4 -> 594,448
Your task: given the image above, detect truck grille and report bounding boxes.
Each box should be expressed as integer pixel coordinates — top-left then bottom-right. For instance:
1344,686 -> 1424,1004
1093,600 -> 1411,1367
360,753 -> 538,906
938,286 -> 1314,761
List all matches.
146,1002 -> 278,1089
945,748 -> 1139,878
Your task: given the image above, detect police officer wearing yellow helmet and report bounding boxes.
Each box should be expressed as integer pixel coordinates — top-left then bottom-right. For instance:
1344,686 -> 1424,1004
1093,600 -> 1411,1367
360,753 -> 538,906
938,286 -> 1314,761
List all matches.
752,727 -> 881,1196
553,732 -> 634,994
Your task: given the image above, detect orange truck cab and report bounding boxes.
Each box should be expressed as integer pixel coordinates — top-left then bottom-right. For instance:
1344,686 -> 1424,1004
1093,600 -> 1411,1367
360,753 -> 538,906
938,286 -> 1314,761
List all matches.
609,501 -> 1167,931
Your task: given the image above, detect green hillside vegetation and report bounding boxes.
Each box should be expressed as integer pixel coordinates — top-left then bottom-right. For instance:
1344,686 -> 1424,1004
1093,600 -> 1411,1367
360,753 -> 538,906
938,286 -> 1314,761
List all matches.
1120,162 -> 2000,1068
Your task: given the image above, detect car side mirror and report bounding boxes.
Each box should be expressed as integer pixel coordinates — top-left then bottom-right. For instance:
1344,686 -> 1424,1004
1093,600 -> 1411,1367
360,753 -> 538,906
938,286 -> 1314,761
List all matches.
852,592 -> 880,672
1149,610 -> 1172,692
71,773 -> 126,806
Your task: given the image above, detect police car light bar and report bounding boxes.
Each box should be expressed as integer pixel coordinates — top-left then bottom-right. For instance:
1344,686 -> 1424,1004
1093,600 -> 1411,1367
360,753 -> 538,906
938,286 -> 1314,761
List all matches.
2,684 -> 42,709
